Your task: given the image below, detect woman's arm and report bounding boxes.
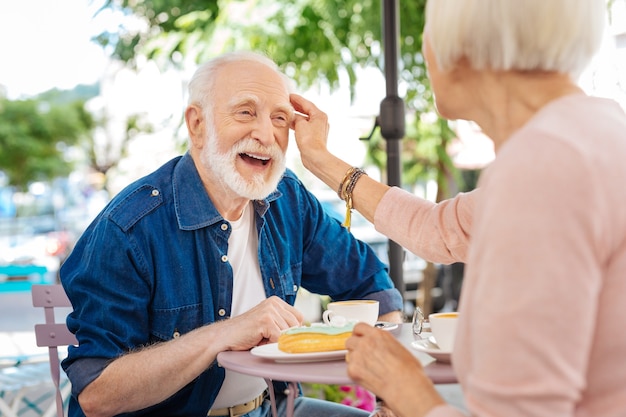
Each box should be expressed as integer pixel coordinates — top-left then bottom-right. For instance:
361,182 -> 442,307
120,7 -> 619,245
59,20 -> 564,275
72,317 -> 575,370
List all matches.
290,94 -> 390,224
290,93 -> 473,264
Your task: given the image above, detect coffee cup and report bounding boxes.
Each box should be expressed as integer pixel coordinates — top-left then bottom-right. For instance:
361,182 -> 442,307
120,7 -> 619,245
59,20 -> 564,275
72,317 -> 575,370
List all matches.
428,312 -> 459,352
322,300 -> 379,326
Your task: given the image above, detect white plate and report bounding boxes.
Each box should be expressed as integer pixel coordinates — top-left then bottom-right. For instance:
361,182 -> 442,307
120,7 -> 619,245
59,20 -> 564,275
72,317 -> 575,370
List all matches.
250,343 -> 347,363
410,337 -> 452,363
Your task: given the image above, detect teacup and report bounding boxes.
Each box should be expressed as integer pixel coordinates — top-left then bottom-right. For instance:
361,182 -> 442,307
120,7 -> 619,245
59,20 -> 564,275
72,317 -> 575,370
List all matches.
428,312 -> 459,352
322,300 -> 379,326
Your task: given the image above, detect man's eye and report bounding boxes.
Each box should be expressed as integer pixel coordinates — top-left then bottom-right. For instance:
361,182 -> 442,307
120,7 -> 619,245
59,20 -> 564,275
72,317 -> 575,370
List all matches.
273,115 -> 289,127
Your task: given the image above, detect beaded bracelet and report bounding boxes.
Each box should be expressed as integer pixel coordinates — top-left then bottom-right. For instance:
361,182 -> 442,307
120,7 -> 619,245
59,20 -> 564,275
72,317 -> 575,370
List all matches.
337,167 -> 358,200
337,167 -> 367,231
343,168 -> 366,198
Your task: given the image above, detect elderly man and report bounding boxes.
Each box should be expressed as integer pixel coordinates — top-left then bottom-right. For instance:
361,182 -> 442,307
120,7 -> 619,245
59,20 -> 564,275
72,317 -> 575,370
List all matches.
60,51 -> 402,417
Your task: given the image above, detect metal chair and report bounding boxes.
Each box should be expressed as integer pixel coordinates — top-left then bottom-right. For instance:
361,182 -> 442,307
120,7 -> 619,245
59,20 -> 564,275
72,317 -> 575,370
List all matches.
31,284 -> 77,417
0,358 -> 56,417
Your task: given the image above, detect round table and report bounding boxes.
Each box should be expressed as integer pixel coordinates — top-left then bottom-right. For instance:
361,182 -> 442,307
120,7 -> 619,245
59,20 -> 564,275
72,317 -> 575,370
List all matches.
217,324 -> 456,417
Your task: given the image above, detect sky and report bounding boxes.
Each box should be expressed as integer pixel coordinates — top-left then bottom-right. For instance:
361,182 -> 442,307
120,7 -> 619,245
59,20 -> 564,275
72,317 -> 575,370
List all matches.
0,0 -> 114,98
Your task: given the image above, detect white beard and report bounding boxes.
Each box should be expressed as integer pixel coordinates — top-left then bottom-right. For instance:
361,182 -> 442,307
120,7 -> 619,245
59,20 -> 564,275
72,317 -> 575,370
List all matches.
200,126 -> 286,200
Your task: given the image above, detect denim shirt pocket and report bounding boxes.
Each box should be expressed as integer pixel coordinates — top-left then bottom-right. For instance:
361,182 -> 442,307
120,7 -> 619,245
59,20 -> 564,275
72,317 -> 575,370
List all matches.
269,263 -> 301,305
150,303 -> 204,342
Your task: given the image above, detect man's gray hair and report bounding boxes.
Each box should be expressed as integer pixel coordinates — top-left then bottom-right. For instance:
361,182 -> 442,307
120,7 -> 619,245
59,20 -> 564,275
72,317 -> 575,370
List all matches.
187,51 -> 294,112
425,0 -> 606,78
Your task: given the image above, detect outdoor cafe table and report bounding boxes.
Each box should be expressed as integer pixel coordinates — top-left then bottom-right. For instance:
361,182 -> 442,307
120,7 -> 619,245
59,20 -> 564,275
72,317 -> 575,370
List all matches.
217,323 -> 456,417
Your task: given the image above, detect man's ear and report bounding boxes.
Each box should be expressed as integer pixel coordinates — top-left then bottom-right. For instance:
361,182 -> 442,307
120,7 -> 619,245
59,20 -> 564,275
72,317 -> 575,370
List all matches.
185,104 -> 205,149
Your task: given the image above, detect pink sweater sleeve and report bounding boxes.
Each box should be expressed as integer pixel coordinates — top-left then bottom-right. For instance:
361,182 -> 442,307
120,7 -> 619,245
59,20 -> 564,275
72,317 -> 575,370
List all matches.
373,187 -> 475,264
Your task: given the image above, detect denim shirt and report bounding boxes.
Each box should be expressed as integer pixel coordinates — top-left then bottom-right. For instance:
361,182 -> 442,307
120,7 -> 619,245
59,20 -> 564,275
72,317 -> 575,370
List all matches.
60,152 -> 402,417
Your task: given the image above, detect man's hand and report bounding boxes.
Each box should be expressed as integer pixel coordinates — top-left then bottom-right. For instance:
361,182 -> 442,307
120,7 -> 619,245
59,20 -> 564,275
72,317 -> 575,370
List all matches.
216,296 -> 304,352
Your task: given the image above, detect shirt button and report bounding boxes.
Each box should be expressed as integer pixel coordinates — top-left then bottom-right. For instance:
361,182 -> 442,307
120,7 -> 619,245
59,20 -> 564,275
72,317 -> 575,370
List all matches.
221,255 -> 228,262
218,309 -> 226,317
293,285 -> 298,292
151,189 -> 159,196
221,223 -> 228,231
173,331 -> 181,339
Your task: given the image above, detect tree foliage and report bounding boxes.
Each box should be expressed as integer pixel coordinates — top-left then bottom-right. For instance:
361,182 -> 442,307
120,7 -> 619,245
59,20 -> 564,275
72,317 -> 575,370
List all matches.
0,97 -> 94,190
85,110 -> 155,193
96,0 -> 459,194
95,0 -> 220,66
97,0 -> 429,107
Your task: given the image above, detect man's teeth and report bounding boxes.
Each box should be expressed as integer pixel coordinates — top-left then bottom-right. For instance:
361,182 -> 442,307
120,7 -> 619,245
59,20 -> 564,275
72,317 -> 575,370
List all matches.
241,152 -> 270,165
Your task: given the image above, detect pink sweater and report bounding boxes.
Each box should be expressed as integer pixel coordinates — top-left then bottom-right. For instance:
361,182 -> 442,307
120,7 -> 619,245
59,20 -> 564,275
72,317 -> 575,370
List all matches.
375,94 -> 626,417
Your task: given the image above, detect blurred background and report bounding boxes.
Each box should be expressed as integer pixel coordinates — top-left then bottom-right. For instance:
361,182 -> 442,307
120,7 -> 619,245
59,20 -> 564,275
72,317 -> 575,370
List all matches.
1,0 -> 625,319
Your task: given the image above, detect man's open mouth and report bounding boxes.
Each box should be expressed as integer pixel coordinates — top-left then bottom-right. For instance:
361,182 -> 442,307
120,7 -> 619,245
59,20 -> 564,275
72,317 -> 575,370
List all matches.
240,152 -> 271,166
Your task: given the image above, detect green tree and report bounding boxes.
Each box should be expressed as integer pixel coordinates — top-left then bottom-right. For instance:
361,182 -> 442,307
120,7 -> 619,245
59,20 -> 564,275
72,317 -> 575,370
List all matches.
0,97 -> 93,190
96,0 -> 459,195
86,111 -> 155,193
95,0 -> 221,67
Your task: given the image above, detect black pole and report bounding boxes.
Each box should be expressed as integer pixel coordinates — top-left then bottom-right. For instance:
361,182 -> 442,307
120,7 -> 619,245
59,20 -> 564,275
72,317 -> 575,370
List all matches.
380,0 -> 406,298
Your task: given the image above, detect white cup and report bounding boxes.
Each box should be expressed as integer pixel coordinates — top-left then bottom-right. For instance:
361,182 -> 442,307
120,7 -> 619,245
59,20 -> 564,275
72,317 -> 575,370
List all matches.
428,312 -> 459,352
322,300 -> 379,326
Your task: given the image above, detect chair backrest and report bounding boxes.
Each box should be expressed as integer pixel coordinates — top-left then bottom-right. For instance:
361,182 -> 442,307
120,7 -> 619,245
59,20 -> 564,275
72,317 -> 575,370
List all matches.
32,284 -> 77,417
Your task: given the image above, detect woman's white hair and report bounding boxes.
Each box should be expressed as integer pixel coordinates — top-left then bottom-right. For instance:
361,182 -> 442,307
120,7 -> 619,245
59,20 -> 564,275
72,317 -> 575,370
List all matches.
425,0 -> 607,78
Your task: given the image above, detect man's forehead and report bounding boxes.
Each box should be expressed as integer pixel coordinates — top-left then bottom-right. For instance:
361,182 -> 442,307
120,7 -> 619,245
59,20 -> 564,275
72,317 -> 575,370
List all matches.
216,61 -> 290,99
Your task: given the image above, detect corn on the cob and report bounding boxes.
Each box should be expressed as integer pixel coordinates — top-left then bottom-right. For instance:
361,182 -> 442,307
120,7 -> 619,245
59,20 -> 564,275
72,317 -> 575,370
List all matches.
278,331 -> 351,353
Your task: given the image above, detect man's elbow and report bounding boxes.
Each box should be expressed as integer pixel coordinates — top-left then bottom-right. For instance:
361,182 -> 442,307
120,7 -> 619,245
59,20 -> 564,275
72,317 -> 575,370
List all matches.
77,382 -> 116,417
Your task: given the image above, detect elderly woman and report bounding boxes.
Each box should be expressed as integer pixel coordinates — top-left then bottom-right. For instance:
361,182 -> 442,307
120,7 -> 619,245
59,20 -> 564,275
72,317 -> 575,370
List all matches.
290,0 -> 626,416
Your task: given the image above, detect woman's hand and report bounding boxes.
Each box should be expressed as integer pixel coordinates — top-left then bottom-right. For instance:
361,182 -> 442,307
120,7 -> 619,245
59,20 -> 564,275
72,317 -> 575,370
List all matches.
345,323 -> 446,417
289,93 -> 331,169
371,401 -> 398,417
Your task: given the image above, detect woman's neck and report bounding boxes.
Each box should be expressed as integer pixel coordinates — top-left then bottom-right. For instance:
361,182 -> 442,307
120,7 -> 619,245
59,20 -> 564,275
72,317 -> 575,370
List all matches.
469,71 -> 584,151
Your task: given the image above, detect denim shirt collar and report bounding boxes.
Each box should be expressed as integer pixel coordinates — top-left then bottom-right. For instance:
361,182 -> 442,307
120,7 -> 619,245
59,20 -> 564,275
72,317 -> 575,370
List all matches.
172,152 -> 281,230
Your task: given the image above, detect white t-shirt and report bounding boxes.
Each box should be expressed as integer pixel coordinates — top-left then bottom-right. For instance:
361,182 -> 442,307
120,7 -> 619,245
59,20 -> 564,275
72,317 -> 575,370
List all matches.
211,202 -> 268,408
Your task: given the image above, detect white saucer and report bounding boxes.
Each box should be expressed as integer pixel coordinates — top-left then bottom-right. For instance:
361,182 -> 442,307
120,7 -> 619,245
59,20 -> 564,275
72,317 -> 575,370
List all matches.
410,336 -> 452,363
251,343 -> 347,363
